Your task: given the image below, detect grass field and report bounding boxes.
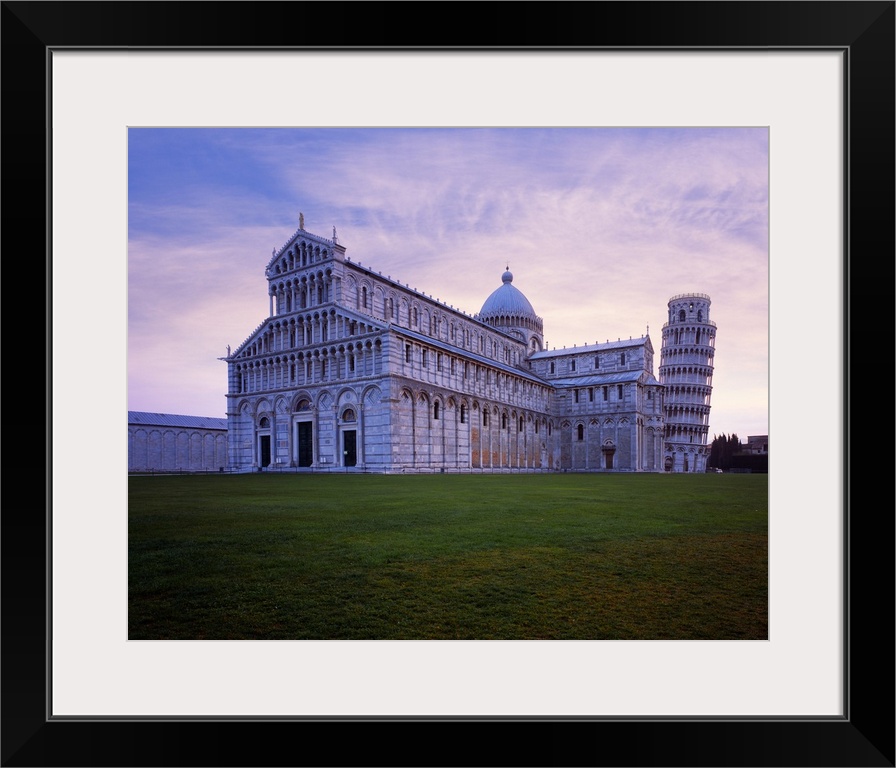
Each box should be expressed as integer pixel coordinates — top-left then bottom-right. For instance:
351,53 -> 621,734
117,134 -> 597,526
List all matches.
129,472 -> 768,640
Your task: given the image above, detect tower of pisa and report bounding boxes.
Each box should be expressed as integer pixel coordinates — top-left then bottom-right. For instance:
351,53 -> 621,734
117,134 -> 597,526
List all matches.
659,294 -> 716,472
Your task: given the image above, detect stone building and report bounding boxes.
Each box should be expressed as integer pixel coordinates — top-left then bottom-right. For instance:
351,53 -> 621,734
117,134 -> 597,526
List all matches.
746,435 -> 769,454
128,411 -> 228,472
222,218 -> 716,473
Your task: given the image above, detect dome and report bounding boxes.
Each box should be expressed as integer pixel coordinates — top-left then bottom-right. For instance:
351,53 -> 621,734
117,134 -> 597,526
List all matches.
479,268 -> 537,319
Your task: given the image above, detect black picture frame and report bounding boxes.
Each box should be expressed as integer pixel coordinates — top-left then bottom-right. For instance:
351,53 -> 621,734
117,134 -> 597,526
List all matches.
6,2 -> 893,766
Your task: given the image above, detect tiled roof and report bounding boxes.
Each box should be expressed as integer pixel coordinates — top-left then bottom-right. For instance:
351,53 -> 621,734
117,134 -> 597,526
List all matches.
530,337 -> 650,359
128,411 -> 228,430
550,370 -> 660,387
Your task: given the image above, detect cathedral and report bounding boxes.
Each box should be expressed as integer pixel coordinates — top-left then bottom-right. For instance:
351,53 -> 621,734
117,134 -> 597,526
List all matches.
224,217 -> 716,473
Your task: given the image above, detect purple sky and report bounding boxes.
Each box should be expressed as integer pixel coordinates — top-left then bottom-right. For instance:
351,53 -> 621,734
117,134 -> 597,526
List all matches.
128,127 -> 768,440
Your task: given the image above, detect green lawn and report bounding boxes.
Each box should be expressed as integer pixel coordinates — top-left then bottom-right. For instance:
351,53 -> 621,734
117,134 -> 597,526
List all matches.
129,473 -> 768,640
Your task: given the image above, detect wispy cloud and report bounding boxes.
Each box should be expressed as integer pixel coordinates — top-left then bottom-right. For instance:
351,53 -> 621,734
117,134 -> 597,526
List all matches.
128,127 -> 768,437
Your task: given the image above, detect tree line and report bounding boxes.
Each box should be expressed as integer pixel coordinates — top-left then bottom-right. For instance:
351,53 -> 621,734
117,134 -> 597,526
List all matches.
708,433 -> 741,470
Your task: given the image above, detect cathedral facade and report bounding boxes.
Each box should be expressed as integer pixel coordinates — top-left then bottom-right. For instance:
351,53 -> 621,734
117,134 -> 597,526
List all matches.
224,219 -> 716,473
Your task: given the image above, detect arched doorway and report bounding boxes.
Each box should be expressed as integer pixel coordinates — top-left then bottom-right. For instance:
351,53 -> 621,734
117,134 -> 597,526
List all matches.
294,399 -> 313,467
257,416 -> 271,467
602,440 -> 616,470
340,407 -> 357,467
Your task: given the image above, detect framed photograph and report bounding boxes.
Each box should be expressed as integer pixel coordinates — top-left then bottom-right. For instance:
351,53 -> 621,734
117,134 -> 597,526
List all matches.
8,1 -> 892,765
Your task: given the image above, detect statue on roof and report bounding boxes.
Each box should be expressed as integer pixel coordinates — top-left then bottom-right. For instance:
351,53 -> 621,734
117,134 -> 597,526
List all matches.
299,212 -> 305,230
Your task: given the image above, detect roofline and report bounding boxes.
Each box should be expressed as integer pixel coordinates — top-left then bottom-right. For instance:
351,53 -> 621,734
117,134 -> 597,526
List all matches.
396,327 -> 550,387
549,371 -> 660,387
267,226 -> 340,270
127,411 -> 228,428
530,336 -> 651,358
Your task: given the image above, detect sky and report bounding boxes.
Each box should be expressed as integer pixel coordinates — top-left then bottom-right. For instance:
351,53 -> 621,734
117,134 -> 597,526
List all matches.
128,127 -> 768,440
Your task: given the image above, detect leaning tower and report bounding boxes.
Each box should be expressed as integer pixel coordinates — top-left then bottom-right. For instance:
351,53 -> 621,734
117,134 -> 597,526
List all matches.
659,294 -> 716,472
